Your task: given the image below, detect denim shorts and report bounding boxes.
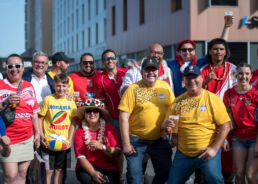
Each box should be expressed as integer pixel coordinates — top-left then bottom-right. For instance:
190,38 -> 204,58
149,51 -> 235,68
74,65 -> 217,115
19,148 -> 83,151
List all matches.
232,136 -> 256,150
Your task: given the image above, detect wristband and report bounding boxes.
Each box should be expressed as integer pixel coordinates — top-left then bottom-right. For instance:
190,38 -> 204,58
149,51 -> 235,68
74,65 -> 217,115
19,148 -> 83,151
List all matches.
224,140 -> 228,144
102,145 -> 107,151
36,131 -> 40,135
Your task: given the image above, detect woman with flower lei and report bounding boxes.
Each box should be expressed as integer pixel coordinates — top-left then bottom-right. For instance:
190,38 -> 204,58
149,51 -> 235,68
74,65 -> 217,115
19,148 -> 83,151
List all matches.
74,98 -> 121,184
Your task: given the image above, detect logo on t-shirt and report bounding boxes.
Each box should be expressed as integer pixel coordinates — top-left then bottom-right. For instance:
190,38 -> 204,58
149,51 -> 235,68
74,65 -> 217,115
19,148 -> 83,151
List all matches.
158,94 -> 165,99
245,99 -> 251,106
52,111 -> 67,124
200,105 -> 207,112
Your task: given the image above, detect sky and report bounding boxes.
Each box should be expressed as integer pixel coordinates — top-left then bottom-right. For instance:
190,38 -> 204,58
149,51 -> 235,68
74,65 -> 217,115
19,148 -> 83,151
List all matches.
0,0 -> 25,57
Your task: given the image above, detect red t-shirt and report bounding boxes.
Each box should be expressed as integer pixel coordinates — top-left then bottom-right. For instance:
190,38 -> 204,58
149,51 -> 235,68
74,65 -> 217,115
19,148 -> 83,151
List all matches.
73,123 -> 121,171
95,67 -> 128,119
69,71 -> 102,101
223,86 -> 258,139
0,79 -> 40,144
251,69 -> 258,89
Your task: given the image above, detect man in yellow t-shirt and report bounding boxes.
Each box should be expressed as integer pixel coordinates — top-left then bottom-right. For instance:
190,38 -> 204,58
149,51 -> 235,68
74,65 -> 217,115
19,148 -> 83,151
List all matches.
119,58 -> 175,184
48,52 -> 74,94
165,65 -> 230,184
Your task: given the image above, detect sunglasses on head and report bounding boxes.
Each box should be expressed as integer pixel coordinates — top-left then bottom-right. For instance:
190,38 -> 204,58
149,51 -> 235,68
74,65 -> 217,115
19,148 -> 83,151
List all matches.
180,48 -> 195,52
82,60 -> 94,65
7,64 -> 23,70
85,108 -> 100,114
103,56 -> 116,62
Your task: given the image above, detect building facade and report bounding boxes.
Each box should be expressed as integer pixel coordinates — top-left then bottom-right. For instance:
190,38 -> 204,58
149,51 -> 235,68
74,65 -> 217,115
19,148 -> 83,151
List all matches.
53,0 -> 107,72
25,0 -> 53,56
106,0 -> 258,69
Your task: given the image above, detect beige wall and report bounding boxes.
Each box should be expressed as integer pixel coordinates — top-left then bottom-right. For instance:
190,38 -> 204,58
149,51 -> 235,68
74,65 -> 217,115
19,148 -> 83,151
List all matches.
107,0 -> 191,55
190,0 -> 258,41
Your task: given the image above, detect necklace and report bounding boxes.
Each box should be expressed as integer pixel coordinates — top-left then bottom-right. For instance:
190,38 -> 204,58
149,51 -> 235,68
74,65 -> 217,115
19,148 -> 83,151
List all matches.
210,62 -> 227,81
82,119 -> 105,151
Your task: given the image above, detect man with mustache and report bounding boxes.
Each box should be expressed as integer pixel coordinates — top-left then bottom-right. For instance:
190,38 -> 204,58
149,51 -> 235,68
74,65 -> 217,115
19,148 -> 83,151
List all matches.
69,53 -> 102,102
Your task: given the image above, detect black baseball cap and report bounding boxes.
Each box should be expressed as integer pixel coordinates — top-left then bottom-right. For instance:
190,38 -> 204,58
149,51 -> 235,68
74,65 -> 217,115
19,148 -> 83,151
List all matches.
141,58 -> 159,70
183,65 -> 201,76
52,52 -> 74,63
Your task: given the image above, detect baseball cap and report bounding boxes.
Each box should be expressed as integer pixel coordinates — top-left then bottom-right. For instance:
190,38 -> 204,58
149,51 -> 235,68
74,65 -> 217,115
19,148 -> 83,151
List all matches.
52,52 -> 74,63
141,58 -> 159,70
183,65 -> 201,76
176,39 -> 196,52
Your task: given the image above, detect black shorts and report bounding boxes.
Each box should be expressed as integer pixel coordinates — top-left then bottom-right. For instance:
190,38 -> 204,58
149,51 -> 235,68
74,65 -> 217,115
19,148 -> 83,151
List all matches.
41,147 -> 71,170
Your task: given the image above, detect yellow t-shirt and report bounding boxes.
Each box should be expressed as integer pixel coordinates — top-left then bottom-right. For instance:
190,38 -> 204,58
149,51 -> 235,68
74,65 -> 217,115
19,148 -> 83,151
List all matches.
39,94 -> 77,139
48,71 -> 74,94
119,80 -> 175,140
171,89 -> 230,157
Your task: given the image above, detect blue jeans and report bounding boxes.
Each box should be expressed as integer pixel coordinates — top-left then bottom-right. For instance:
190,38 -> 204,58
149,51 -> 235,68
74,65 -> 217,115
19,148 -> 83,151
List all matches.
125,136 -> 172,184
168,149 -> 224,184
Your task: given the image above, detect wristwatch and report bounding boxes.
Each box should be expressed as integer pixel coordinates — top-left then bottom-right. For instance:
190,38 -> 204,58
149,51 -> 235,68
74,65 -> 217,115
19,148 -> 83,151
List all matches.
102,145 -> 107,151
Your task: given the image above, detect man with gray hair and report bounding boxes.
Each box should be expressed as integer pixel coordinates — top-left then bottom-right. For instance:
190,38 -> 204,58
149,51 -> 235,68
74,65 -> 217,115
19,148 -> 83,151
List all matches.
22,51 -> 55,105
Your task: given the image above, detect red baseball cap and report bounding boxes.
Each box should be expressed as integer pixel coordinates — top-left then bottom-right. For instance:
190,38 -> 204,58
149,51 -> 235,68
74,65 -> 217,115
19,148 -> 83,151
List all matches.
176,39 -> 196,52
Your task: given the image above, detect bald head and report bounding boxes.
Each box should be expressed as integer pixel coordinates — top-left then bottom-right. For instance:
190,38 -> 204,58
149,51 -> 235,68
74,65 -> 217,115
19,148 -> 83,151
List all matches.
148,43 -> 164,64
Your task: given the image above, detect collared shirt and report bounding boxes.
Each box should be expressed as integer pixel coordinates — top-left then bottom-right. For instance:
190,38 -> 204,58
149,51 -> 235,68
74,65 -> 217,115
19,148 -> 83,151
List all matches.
30,74 -> 52,105
95,67 -> 128,119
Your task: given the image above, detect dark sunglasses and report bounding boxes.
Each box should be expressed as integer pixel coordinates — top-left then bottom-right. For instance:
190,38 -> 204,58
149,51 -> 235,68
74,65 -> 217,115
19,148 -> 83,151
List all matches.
82,61 -> 94,65
7,64 -> 23,70
85,109 -> 100,114
103,56 -> 116,62
180,48 -> 195,52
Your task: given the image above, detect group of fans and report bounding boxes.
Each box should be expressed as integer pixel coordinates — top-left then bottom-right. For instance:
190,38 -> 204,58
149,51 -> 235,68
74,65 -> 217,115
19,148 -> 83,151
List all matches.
0,20 -> 257,184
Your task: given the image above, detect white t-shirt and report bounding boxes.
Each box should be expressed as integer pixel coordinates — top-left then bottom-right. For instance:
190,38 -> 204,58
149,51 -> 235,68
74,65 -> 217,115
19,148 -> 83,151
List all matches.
30,74 -> 52,105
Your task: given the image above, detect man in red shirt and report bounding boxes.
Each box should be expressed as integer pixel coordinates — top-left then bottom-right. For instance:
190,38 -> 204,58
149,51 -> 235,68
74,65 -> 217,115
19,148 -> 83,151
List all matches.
69,53 -> 102,101
95,49 -> 128,128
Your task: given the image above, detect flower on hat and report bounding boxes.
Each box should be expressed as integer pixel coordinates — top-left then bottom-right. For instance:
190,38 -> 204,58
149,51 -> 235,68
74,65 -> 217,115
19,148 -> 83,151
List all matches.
83,98 -> 104,108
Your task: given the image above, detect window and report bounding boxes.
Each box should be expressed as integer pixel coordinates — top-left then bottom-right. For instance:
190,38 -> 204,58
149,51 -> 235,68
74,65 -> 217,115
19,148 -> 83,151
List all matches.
171,0 -> 182,12
76,9 -> 79,28
96,23 -> 98,44
72,13 -> 74,31
82,4 -> 85,24
72,36 -> 74,53
209,0 -> 237,6
104,18 -> 107,41
76,34 -> 79,51
88,27 -> 91,47
104,0 -> 106,10
112,6 -> 116,35
88,0 -> 91,20
82,31 -> 85,49
123,0 -> 127,31
96,0 -> 98,15
139,0 -> 145,25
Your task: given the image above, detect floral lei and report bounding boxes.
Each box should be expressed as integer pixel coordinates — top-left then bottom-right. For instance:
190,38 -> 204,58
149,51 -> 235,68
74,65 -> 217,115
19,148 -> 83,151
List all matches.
82,118 -> 105,151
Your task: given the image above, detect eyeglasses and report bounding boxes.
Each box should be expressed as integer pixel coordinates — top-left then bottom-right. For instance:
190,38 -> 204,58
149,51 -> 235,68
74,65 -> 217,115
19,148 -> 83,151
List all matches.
7,64 -> 23,70
150,51 -> 164,56
82,61 -> 94,65
85,109 -> 100,114
180,48 -> 195,52
103,56 -> 116,62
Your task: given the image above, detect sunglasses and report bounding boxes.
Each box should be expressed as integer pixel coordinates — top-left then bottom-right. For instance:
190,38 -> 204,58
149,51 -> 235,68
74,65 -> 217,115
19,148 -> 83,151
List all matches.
103,56 -> 116,62
82,61 -> 94,65
85,109 -> 100,114
7,64 -> 23,70
180,48 -> 195,52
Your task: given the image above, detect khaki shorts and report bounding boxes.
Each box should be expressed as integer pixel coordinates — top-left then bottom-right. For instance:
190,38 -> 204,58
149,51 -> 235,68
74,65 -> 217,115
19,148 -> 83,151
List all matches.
1,136 -> 34,163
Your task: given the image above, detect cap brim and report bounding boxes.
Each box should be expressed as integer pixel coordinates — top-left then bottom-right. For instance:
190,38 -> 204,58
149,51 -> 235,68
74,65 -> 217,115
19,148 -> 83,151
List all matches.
183,72 -> 201,76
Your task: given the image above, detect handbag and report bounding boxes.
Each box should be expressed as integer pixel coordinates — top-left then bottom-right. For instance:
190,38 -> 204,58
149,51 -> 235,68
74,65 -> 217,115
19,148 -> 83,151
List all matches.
0,81 -> 22,127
